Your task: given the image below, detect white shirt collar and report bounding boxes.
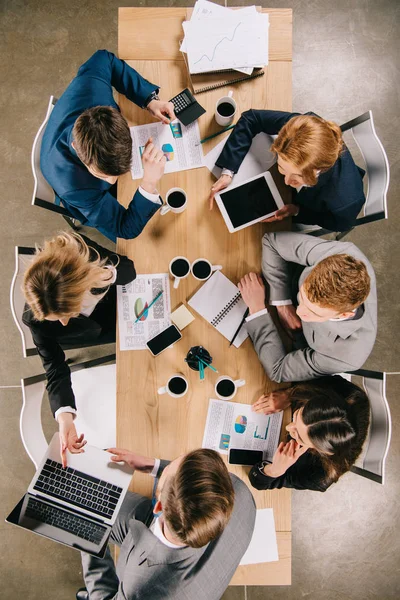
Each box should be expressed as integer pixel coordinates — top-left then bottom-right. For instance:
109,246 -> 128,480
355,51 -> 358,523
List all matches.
150,515 -> 185,549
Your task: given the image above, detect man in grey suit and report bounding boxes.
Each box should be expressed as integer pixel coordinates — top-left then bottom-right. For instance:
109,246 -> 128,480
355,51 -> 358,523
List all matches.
76,447 -> 256,600
238,232 -> 377,388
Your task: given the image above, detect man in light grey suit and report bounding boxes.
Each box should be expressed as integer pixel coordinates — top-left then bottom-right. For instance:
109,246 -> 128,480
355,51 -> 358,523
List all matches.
77,447 -> 256,600
238,232 -> 377,386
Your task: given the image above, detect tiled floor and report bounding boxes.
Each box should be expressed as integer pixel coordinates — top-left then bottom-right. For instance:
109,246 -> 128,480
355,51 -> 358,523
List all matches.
1,1 -> 399,598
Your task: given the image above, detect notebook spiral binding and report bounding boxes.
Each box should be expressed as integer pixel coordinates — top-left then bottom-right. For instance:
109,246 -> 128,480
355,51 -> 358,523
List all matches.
211,292 -> 241,327
194,70 -> 265,95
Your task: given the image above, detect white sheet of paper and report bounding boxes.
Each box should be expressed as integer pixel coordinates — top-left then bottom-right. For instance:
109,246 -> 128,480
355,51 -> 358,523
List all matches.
204,132 -> 277,183
130,121 -> 204,180
240,509 -> 279,565
184,12 -> 269,74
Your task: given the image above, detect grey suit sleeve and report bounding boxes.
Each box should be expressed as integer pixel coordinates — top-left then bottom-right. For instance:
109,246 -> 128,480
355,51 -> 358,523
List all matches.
81,549 -> 120,600
247,312 -> 358,382
262,231 -> 361,302
156,459 -> 171,478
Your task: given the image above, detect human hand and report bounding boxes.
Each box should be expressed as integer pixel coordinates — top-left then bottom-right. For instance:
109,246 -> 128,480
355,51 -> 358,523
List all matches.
264,440 -> 308,478
252,389 -> 291,415
141,137 -> 167,193
262,204 -> 299,223
238,273 -> 266,315
208,174 -> 233,209
147,99 -> 176,124
107,448 -> 156,473
58,413 -> 86,468
276,304 -> 302,338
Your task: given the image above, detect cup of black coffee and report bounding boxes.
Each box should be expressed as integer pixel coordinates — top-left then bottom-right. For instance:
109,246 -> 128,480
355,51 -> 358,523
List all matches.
191,258 -> 223,281
215,376 -> 246,400
215,90 -> 237,126
160,187 -> 187,216
169,256 -> 191,289
158,374 -> 189,398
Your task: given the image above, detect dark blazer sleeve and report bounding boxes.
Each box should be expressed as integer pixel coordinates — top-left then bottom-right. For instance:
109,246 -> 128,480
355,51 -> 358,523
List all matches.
77,49 -> 158,109
80,235 -> 136,284
24,317 -> 76,417
63,187 -> 162,242
215,109 -> 300,173
249,453 -> 329,492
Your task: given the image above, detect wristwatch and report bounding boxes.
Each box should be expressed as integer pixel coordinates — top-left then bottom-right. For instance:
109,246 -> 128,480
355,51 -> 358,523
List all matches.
144,90 -> 160,109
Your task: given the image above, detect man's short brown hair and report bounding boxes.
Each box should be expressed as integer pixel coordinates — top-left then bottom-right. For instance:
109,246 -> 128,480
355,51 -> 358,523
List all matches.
72,106 -> 132,175
162,449 -> 235,548
303,254 -> 370,312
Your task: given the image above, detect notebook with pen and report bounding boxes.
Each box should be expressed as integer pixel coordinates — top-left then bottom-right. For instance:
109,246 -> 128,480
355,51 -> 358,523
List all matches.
188,271 -> 249,348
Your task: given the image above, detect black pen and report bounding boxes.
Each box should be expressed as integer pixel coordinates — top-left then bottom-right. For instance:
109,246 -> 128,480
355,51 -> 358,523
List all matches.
229,308 -> 250,347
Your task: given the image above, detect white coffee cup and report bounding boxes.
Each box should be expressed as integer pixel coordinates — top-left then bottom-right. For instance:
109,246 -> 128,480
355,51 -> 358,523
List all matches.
160,188 -> 187,216
215,91 -> 237,126
158,374 -> 189,398
169,256 -> 191,289
215,376 -> 246,400
191,258 -> 223,281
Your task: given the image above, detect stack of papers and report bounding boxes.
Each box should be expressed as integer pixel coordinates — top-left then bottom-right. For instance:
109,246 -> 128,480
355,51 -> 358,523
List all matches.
181,0 -> 269,75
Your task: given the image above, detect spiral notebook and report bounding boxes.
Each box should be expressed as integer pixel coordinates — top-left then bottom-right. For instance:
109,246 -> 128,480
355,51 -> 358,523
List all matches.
188,271 -> 249,348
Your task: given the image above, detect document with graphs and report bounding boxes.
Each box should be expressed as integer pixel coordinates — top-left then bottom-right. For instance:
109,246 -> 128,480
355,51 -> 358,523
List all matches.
117,273 -> 171,351
202,399 -> 283,461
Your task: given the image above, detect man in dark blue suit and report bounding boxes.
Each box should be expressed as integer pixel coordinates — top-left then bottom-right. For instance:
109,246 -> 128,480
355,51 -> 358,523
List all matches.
41,50 -> 176,242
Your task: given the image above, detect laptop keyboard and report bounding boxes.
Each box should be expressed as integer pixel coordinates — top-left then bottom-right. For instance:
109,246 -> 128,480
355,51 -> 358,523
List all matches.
33,459 -> 123,519
26,496 -> 106,544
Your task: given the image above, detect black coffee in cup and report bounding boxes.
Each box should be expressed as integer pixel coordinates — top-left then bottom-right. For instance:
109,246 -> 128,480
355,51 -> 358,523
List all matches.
192,260 -> 212,280
169,376 -> 187,395
171,258 -> 190,277
168,191 -> 186,208
216,379 -> 235,398
217,102 -> 235,117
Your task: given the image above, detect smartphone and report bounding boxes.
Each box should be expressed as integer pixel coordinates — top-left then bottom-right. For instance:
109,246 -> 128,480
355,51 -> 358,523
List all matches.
228,448 -> 263,466
146,324 -> 182,357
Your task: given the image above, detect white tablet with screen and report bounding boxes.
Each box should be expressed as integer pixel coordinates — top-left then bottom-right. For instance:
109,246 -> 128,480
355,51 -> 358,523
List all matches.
215,171 -> 284,233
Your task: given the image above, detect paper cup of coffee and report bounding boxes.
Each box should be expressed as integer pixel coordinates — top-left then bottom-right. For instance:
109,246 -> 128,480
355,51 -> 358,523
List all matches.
160,188 -> 187,215
158,374 -> 189,398
215,376 -> 245,400
215,91 -> 237,127
191,258 -> 222,281
169,256 -> 191,289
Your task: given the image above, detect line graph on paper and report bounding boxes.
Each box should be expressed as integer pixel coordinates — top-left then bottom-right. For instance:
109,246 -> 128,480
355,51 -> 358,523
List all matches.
193,22 -> 242,66
184,14 -> 269,75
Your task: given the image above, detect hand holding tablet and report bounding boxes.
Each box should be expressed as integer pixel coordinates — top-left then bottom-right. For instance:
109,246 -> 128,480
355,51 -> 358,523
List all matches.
214,171 -> 285,233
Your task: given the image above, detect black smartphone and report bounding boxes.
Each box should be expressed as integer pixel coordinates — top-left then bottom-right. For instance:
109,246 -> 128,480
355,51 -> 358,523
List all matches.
146,324 -> 182,356
228,448 -> 263,466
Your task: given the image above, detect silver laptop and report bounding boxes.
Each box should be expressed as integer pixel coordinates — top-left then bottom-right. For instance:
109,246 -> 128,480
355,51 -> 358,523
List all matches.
6,433 -> 133,557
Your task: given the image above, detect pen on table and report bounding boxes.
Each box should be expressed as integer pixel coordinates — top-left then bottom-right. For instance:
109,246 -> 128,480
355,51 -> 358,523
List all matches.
229,307 -> 250,347
134,290 -> 163,323
195,124 -> 236,146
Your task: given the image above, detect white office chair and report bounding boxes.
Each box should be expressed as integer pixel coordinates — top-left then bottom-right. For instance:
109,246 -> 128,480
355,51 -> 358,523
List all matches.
343,369 -> 393,485
301,110 -> 390,239
20,355 -> 116,469
10,246 -> 38,357
31,95 -> 78,229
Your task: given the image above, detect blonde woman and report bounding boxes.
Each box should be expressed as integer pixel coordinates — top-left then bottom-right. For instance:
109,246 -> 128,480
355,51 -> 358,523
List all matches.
22,233 -> 136,466
209,110 -> 365,231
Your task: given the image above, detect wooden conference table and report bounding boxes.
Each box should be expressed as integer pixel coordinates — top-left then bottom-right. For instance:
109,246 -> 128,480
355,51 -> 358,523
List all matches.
116,7 -> 293,586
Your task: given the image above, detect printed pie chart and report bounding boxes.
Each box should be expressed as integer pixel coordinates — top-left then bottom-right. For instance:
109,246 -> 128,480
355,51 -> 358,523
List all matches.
234,415 -> 247,434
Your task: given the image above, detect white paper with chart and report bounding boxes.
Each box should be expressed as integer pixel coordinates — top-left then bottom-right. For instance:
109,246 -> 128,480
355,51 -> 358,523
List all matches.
117,273 -> 171,351
129,121 -> 204,180
188,270 -> 249,348
202,399 -> 283,461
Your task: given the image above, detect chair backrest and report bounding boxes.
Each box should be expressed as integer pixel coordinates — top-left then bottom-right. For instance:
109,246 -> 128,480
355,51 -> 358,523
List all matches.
31,96 -> 71,217
20,355 -> 116,469
348,369 -> 392,485
341,111 -> 390,224
10,246 -> 38,357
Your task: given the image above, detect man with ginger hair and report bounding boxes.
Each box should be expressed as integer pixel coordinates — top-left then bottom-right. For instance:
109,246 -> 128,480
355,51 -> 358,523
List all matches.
76,448 -> 256,600
238,232 -> 377,388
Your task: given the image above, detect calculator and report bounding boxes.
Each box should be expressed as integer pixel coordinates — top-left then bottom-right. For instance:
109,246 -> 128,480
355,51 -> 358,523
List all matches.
169,88 -> 206,126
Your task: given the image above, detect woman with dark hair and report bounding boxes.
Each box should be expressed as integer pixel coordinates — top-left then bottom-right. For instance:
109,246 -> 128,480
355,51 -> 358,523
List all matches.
249,376 -> 370,492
